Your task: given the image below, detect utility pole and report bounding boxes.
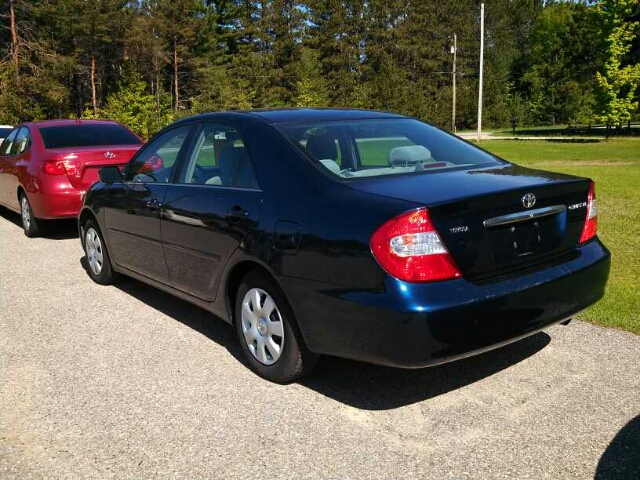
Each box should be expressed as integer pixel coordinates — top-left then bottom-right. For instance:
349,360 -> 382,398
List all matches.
477,3 -> 485,143
451,34 -> 457,133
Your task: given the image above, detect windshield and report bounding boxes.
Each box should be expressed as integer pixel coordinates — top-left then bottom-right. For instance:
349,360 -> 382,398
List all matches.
278,118 -> 503,179
39,124 -> 141,149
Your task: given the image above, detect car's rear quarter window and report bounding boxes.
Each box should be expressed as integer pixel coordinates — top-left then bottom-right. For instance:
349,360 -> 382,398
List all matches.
39,124 -> 141,149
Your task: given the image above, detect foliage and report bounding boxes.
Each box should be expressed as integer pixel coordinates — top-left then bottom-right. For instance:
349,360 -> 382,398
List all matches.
593,0 -> 640,126
83,75 -> 173,139
0,0 -> 638,129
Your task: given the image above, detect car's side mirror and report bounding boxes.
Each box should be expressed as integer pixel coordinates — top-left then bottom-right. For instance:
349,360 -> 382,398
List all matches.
99,166 -> 122,184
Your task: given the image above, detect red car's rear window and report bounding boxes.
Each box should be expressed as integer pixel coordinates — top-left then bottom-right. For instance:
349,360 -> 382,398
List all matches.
39,124 -> 141,149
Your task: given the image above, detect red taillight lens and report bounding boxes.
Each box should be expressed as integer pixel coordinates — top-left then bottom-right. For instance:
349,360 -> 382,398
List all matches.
43,160 -> 67,175
370,208 -> 462,282
42,159 -> 81,177
580,181 -> 598,243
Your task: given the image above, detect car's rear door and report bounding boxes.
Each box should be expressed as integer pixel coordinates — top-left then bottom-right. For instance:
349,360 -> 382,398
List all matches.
103,125 -> 194,283
160,122 -> 262,301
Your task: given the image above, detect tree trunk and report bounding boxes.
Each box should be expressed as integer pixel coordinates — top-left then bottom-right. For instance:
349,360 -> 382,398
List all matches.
173,38 -> 179,112
9,0 -> 19,77
90,55 -> 98,114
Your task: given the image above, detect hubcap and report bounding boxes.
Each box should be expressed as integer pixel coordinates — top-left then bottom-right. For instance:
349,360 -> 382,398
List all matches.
241,288 -> 285,365
21,197 -> 30,230
85,228 -> 104,276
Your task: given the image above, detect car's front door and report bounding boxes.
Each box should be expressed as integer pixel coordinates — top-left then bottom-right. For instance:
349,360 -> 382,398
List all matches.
5,127 -> 32,211
160,122 -> 262,301
0,128 -> 19,208
104,125 -> 194,283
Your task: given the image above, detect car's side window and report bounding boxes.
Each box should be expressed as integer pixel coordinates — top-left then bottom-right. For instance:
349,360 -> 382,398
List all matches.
179,123 -> 259,189
10,128 -> 31,156
125,126 -> 192,183
0,129 -> 19,155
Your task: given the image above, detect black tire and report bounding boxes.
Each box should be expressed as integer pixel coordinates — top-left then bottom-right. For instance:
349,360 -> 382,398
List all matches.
235,270 -> 318,383
82,219 -> 122,285
19,193 -> 43,238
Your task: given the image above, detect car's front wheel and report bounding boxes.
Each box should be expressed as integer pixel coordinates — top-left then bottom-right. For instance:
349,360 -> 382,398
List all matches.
83,220 -> 121,285
235,270 -> 318,383
20,193 -> 43,237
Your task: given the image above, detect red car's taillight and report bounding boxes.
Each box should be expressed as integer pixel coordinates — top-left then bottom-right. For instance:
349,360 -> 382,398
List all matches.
370,208 -> 462,282
42,160 -> 67,175
42,159 -> 81,177
580,181 -> 598,244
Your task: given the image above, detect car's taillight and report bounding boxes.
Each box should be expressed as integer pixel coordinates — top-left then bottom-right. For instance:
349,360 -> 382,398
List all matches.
370,208 -> 462,282
42,160 -> 67,175
42,159 -> 81,177
580,181 -> 598,244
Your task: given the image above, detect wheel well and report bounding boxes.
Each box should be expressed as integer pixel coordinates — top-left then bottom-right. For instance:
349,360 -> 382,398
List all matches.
78,208 -> 96,228
16,186 -> 25,202
78,209 -> 98,245
226,261 -> 274,324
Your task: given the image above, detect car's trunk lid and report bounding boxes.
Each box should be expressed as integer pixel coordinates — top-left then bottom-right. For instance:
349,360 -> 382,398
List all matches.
348,164 -> 592,281
46,145 -> 141,190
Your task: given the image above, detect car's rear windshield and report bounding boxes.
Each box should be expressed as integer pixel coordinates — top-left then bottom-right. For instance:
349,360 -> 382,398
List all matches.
277,118 -> 503,179
39,124 -> 142,149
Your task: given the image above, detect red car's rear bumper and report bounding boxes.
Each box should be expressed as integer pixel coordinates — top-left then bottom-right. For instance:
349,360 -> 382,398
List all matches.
29,181 -> 84,219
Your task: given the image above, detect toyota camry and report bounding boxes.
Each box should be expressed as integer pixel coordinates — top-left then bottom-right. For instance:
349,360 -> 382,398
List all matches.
78,109 -> 610,383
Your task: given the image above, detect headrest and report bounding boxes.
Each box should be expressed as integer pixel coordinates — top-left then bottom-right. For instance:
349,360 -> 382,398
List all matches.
219,147 -> 246,185
306,133 -> 338,161
389,145 -> 432,166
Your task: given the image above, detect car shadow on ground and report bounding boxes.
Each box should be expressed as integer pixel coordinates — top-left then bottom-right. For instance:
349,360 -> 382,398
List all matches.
595,415 -> 640,480
91,261 -> 552,410
0,207 -> 78,240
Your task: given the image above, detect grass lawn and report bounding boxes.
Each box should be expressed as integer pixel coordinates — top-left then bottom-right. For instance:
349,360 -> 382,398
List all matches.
479,138 -> 640,334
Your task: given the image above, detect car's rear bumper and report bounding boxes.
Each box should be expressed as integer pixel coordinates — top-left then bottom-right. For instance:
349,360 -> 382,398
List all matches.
29,188 -> 84,219
278,239 -> 610,368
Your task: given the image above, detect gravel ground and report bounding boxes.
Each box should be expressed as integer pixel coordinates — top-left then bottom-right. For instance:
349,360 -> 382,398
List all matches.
1,209 -> 639,479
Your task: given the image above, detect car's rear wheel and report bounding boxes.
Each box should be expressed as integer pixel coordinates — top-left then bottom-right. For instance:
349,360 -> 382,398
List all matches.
235,270 -> 318,383
20,193 -> 43,238
83,219 -> 121,285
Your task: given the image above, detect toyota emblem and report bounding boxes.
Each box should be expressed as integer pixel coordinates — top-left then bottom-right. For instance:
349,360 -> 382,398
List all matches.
521,193 -> 536,209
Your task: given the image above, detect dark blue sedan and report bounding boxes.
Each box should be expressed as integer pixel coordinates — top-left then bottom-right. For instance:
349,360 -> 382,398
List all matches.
79,109 -> 610,383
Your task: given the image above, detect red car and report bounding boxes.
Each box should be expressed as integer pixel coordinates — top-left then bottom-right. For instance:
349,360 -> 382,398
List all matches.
0,119 -> 143,236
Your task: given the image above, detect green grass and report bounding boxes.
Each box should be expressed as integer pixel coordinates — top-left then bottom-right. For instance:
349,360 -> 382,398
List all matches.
480,138 -> 640,334
356,137 -> 413,165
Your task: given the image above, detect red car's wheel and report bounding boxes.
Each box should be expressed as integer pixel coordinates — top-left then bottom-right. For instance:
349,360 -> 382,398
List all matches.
20,194 -> 43,238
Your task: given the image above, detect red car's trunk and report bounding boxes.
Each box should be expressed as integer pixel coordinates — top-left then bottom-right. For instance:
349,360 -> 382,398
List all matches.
45,145 -> 140,190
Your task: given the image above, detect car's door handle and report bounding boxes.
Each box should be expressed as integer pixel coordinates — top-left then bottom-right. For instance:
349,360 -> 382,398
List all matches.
226,205 -> 249,220
146,198 -> 162,209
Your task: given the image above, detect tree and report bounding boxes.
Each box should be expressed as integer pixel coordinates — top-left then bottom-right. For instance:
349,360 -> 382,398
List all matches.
593,0 -> 640,127
517,2 -> 603,125
152,0 -> 203,111
83,74 -> 173,139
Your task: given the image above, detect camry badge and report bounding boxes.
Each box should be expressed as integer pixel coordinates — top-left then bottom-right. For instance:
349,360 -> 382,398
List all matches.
522,193 -> 536,209
104,151 -> 116,159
